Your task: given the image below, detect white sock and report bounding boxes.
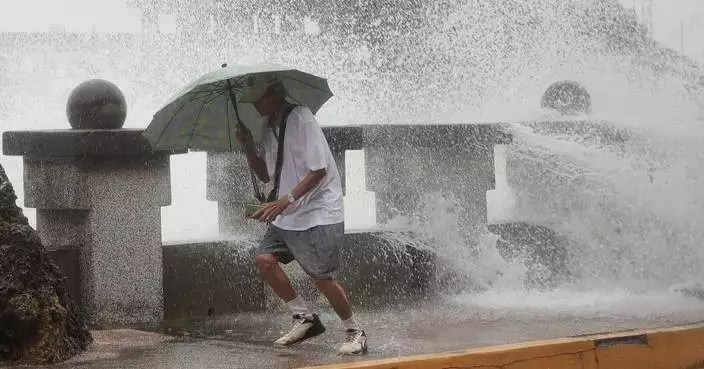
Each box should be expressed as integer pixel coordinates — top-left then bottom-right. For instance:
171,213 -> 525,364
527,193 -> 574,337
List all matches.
286,296 -> 313,318
342,315 -> 360,331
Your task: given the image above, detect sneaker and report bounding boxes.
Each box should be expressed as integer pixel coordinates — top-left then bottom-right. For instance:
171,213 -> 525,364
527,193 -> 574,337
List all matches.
273,314 -> 326,347
338,329 -> 368,355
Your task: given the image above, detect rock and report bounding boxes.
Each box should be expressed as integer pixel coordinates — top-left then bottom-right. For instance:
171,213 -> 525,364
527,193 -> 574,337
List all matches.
488,222 -> 573,289
0,164 -> 92,364
671,282 -> 704,301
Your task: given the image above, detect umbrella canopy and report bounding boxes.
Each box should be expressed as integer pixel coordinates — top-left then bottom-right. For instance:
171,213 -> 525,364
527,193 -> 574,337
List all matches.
143,62 -> 333,152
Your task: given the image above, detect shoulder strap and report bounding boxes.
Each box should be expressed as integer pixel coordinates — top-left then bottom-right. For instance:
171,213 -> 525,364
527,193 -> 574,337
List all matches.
267,104 -> 298,202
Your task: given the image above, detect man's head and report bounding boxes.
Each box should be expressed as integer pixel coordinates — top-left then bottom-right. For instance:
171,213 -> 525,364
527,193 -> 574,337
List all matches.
240,74 -> 287,117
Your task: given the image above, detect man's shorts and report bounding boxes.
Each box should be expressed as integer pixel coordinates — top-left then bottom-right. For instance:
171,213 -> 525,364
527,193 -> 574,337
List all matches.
256,222 -> 344,280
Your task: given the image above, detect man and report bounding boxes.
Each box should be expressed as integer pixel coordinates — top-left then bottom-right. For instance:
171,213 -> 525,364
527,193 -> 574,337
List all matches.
236,76 -> 368,355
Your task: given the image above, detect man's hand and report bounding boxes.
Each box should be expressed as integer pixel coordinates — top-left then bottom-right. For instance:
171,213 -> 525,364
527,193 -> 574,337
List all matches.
250,197 -> 290,222
236,124 -> 270,183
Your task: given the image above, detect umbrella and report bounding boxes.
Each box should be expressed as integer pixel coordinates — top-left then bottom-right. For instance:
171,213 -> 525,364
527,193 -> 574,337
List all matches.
143,62 -> 334,203
143,62 -> 334,151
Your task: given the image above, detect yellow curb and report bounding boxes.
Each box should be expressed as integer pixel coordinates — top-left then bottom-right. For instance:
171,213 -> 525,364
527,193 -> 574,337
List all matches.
650,324 -> 704,369
301,322 -> 704,369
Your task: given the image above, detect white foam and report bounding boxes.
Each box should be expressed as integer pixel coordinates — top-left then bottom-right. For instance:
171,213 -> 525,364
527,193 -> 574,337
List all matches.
449,288 -> 704,318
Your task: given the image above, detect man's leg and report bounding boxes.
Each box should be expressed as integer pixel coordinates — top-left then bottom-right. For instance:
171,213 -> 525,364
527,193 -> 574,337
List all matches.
283,222 -> 367,354
255,253 -> 317,321
256,229 -> 325,347
254,253 -> 297,302
313,279 -> 352,321
314,278 -> 367,355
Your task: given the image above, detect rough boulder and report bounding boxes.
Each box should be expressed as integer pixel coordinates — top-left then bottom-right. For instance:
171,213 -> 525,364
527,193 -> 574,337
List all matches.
0,164 -> 92,363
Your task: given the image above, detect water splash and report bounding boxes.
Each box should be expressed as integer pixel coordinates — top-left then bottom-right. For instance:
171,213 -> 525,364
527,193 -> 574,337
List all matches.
358,0 -> 704,308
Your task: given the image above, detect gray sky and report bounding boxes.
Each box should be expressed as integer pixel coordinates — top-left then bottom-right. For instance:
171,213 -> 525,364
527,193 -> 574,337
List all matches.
0,0 -> 142,33
1,0 -> 702,62
621,0 -> 704,62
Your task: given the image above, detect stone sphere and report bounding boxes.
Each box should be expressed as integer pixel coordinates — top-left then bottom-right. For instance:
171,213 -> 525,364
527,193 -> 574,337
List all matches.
541,80 -> 592,116
66,79 -> 127,129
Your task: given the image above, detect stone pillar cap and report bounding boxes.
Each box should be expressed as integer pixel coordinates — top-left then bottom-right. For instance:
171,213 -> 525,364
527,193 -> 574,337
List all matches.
2,129 -> 186,158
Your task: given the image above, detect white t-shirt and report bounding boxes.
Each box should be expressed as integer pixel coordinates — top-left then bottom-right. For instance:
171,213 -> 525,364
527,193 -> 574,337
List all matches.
259,104 -> 344,231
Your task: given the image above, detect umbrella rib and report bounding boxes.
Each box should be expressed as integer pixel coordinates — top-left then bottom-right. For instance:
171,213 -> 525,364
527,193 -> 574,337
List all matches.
286,96 -> 304,106
202,92 -> 224,106
180,90 -> 226,109
225,89 -> 233,151
155,90 -> 223,148
186,92 -> 226,142
229,76 -> 248,88
187,90 -> 221,96
187,89 -> 225,99
193,82 -> 227,93
188,94 -> 216,147
282,75 -> 332,94
154,97 -> 192,149
190,83 -> 226,92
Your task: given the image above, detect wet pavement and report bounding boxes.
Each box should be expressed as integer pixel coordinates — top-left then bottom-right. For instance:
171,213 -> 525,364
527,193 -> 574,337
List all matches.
4,292 -> 704,369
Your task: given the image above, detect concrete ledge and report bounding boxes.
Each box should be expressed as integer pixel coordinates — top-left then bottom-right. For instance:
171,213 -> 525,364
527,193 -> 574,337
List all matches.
2,129 -> 185,157
517,119 -> 631,146
362,124 -> 513,149
300,322 -> 704,369
322,126 -> 364,152
162,231 -> 438,320
338,232 -> 437,307
48,231 -> 438,322
162,240 -> 265,320
190,125 -> 363,154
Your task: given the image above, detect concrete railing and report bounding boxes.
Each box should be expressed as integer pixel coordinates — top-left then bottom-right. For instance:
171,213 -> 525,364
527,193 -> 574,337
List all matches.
161,231 -> 437,320
3,78 -> 612,327
3,122 -> 508,326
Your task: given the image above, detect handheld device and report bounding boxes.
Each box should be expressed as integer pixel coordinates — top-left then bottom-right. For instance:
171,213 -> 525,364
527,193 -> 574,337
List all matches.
244,203 -> 263,218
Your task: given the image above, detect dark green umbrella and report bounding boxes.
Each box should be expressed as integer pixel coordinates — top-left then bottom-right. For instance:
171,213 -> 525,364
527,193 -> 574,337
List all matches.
143,62 -> 333,202
143,62 -> 333,151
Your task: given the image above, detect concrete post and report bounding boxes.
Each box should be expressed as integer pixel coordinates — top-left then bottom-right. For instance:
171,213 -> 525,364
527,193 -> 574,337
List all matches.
502,120 -> 628,224
2,129 -> 183,326
363,124 -> 512,228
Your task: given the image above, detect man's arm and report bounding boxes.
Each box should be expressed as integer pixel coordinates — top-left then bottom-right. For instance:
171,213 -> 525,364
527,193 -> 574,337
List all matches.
242,139 -> 270,183
236,126 -> 270,183
288,168 -> 327,201
252,168 -> 326,222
